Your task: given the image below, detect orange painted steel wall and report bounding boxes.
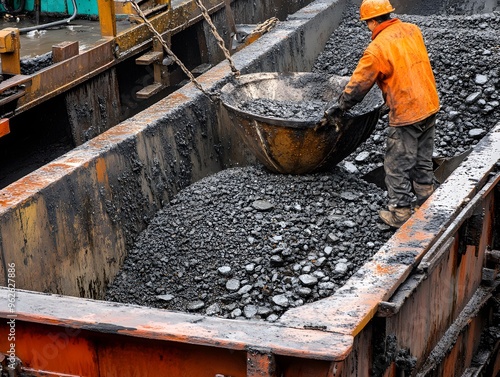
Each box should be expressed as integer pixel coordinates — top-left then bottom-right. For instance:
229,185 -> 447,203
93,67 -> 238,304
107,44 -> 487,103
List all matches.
0,322 -> 248,377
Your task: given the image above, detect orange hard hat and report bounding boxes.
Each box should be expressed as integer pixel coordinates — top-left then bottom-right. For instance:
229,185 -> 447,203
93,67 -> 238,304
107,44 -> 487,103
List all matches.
359,0 -> 395,21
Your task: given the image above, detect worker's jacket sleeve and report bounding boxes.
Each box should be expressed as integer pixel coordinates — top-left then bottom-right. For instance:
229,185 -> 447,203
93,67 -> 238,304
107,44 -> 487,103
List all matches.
341,19 -> 440,127
340,52 -> 380,110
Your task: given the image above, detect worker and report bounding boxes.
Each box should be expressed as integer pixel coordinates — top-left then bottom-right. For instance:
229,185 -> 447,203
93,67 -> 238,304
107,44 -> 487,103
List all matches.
325,0 -> 440,228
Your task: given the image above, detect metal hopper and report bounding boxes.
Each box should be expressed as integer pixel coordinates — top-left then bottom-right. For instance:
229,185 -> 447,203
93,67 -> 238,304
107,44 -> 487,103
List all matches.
220,72 -> 384,174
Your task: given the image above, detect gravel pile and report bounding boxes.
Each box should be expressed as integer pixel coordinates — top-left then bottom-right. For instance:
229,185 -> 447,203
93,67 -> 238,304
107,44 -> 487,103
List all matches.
105,4 -> 500,320
240,98 -> 326,121
313,5 -> 500,175
106,166 -> 391,320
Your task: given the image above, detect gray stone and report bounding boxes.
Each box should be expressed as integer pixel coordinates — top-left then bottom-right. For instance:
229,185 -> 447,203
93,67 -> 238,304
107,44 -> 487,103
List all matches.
343,161 -> 359,174
272,294 -> 289,307
299,274 -> 318,286
465,92 -> 482,104
318,282 -> 336,290
334,262 -> 349,274
270,255 -> 284,266
301,265 -> 312,273
267,314 -> 279,322
475,74 -> 488,85
238,284 -> 253,295
218,266 -> 232,276
355,151 -> 370,162
328,233 -> 339,242
314,257 -> 326,267
469,128 -> 485,139
243,305 -> 258,318
257,306 -> 273,316
231,308 -> 242,318
340,191 -> 358,201
252,200 -> 274,211
226,279 -> 241,291
245,263 -> 255,272
187,300 -> 205,311
156,294 -> 174,302
297,287 -> 312,297
343,220 -> 357,228
206,303 -> 220,315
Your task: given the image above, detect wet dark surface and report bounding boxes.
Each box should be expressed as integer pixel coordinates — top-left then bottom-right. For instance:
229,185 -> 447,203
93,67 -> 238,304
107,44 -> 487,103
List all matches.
0,18 -> 132,59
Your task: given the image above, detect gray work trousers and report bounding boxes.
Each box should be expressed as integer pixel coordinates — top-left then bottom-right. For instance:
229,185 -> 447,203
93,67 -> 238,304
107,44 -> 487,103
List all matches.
384,114 -> 436,209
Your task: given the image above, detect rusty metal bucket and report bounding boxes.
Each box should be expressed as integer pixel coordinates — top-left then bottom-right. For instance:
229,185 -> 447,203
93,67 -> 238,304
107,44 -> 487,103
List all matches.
220,72 -> 383,174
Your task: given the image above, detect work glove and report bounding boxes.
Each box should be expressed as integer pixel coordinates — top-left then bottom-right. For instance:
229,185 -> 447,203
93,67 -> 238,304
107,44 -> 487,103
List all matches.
316,104 -> 345,130
324,104 -> 345,119
316,93 -> 348,130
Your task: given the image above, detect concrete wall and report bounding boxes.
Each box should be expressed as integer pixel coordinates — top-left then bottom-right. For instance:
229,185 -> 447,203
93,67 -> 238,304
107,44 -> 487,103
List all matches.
0,0 -> 348,298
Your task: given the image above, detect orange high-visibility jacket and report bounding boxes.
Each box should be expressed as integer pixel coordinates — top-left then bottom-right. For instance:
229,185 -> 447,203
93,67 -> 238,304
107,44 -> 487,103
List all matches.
341,18 -> 440,127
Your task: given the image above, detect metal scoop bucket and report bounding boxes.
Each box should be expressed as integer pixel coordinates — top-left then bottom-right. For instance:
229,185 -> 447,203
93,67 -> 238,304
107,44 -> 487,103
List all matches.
220,72 -> 384,174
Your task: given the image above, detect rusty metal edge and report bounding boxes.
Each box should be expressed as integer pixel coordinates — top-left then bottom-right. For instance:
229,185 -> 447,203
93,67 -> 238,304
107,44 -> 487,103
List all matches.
378,170 -> 500,318
0,288 -> 353,361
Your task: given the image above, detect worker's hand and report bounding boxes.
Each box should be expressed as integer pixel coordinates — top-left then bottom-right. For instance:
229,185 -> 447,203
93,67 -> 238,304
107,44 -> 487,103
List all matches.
316,104 -> 345,130
324,104 -> 345,119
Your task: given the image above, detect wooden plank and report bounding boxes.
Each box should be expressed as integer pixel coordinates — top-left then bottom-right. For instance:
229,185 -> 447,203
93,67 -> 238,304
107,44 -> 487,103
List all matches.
136,82 -> 163,98
135,51 -> 163,65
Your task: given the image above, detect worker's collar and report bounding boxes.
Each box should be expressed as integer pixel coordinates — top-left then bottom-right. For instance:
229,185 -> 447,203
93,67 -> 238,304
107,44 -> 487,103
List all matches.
371,18 -> 400,40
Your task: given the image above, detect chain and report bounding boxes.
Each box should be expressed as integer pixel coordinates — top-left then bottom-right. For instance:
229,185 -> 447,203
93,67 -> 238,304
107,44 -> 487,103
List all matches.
193,0 -> 240,77
253,17 -> 278,34
129,1 -> 213,98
